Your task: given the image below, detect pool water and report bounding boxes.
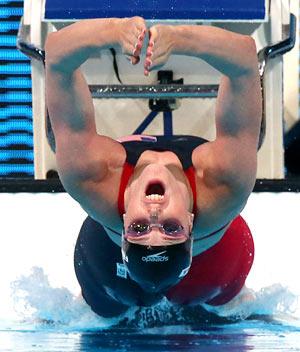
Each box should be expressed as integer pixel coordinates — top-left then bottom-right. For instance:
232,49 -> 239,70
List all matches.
1,318 -> 300,351
1,267 -> 300,352
1,193 -> 300,351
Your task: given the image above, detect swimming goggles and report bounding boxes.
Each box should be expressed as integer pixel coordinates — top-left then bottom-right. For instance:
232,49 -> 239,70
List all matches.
125,220 -> 185,237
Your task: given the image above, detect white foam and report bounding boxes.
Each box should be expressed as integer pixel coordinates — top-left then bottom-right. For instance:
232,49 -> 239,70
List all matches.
6,266 -> 121,330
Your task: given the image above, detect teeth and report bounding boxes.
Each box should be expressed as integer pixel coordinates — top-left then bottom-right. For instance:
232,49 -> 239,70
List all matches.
146,194 -> 164,201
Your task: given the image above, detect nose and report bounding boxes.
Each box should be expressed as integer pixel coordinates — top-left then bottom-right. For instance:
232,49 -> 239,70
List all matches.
148,206 -> 161,222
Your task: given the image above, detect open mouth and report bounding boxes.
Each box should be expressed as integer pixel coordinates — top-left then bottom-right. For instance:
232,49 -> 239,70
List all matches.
145,182 -> 165,201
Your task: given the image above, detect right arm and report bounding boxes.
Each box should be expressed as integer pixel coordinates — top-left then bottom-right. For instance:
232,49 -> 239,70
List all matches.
45,18 -> 146,194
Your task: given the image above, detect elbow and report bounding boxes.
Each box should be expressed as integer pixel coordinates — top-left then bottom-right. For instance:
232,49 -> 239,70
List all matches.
45,32 -> 64,71
242,35 -> 257,52
227,35 -> 259,81
240,35 -> 259,75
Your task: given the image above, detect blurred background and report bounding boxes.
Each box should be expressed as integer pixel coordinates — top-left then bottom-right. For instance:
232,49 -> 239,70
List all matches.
0,0 -> 33,178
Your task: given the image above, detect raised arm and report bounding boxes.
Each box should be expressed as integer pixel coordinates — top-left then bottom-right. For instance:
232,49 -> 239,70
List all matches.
45,18 -> 146,191
145,25 -> 262,193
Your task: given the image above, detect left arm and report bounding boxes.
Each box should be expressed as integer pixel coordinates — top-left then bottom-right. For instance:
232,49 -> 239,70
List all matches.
177,26 -> 262,192
146,25 -> 262,193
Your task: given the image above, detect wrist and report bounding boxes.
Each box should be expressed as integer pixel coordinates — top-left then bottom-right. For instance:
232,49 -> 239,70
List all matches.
173,25 -> 199,55
92,18 -> 120,50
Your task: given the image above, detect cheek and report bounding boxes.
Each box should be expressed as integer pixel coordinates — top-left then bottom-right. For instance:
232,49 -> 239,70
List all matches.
171,185 -> 191,210
168,196 -> 188,214
125,181 -> 146,205
125,188 -> 141,212
123,206 -> 146,228
166,200 -> 190,228
125,198 -> 143,216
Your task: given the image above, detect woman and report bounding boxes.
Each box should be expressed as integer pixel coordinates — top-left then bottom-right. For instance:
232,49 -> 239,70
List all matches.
45,17 -> 262,317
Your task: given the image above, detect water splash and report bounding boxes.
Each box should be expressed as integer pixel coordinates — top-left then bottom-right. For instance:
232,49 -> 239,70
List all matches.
203,285 -> 299,322
8,267 -> 121,331
6,266 -> 300,332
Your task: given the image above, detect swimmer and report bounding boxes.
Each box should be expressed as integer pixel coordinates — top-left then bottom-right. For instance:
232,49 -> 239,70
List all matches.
45,17 -> 262,317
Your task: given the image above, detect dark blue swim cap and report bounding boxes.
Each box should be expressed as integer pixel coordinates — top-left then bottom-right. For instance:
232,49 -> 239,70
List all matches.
121,237 -> 193,293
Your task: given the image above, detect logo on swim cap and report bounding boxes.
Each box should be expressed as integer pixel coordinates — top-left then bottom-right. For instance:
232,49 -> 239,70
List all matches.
142,251 -> 169,262
121,248 -> 128,262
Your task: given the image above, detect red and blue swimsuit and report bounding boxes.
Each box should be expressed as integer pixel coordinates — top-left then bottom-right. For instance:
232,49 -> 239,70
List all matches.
74,135 -> 254,317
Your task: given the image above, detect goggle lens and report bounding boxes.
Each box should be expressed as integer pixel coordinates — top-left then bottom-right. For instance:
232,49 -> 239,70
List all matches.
163,221 -> 182,234
130,223 -> 149,235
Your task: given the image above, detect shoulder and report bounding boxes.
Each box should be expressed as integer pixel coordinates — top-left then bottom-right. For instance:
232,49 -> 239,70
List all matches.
192,135 -> 257,196
57,136 -> 126,228
57,135 -> 126,220
190,136 -> 256,236
57,135 -> 126,186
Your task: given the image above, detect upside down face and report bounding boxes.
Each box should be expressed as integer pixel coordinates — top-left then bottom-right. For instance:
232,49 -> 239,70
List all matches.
123,164 -> 194,247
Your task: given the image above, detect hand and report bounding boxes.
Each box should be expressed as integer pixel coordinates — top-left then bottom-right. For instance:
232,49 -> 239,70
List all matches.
144,25 -> 176,76
116,17 -> 147,65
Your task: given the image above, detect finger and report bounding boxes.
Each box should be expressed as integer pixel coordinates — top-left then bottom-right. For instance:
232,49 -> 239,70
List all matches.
146,47 -> 153,58
145,38 -> 154,67
139,29 -> 147,43
145,52 -> 166,73
125,54 -> 140,65
146,32 -> 154,59
144,58 -> 152,68
133,41 -> 143,57
138,28 -> 147,40
148,27 -> 156,47
122,40 -> 140,58
134,28 -> 146,47
132,29 -> 146,57
139,26 -> 147,37
144,58 -> 152,75
131,56 -> 140,65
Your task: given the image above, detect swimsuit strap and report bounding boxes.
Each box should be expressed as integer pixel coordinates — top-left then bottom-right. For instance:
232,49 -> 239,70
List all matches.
184,166 -> 197,215
118,162 -> 135,215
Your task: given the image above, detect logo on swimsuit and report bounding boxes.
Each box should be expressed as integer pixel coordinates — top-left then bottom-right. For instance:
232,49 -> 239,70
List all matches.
142,251 -> 169,262
179,265 -> 191,278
